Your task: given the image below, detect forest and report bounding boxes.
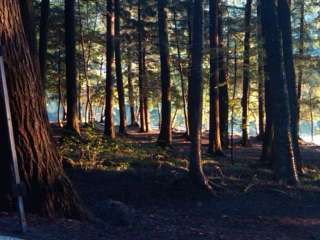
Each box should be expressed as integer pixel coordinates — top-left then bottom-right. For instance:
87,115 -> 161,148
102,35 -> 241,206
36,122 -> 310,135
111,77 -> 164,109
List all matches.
0,0 -> 320,239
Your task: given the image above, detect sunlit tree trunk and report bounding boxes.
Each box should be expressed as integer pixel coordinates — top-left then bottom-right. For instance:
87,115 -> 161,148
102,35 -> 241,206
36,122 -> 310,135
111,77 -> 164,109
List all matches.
208,0 -> 223,155
188,0 -> 212,191
0,0 -> 85,218
104,0 -> 115,138
218,4 -> 229,149
65,0 -> 80,134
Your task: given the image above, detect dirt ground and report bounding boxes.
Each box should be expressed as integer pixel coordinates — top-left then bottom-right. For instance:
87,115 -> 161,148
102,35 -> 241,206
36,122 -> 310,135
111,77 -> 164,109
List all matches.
1,126 -> 320,240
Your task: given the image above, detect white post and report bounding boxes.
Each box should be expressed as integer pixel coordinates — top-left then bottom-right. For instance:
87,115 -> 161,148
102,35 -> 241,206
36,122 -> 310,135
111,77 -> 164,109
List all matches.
0,45 -> 27,233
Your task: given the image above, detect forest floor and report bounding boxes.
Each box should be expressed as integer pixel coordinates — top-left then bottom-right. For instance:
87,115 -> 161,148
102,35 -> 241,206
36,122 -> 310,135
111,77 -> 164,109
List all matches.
1,124 -> 320,240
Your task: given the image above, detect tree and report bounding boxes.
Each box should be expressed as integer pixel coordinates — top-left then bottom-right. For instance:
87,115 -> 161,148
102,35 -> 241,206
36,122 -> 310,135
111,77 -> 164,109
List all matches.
208,0 -> 223,155
0,0 -> 85,218
114,0 -> 127,135
138,0 -> 146,132
241,0 -> 252,146
157,0 -> 172,146
39,0 -> 50,87
188,0 -> 212,191
260,0 -> 299,183
65,0 -> 80,134
104,0 -> 116,139
218,4 -> 229,149
277,0 -> 302,173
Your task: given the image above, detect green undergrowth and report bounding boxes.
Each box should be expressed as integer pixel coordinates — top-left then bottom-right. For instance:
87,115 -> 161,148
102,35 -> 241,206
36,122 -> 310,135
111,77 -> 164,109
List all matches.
56,126 -> 320,194
58,126 -> 184,172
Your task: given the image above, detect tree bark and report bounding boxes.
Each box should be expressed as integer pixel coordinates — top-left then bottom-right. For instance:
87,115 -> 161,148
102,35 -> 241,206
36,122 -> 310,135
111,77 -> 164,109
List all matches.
65,0 -> 80,134
188,0 -> 212,191
208,0 -> 223,155
277,0 -> 302,173
114,0 -> 127,135
127,49 -> 137,126
138,0 -> 145,132
0,0 -> 85,218
241,0 -> 252,146
157,0 -> 172,146
218,4 -> 229,149
260,0 -> 299,183
104,0 -> 115,139
39,0 -> 50,88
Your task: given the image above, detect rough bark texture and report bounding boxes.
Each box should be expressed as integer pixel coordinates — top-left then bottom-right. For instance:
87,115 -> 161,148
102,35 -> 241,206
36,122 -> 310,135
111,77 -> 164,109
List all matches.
218,5 -> 229,149
241,0 -> 252,146
114,0 -> 127,135
157,0 -> 172,146
0,0 -> 85,218
104,0 -> 115,139
208,0 -> 223,155
39,0 -> 50,87
188,0 -> 211,190
65,0 -> 80,134
260,0 -> 298,183
277,0 -> 302,173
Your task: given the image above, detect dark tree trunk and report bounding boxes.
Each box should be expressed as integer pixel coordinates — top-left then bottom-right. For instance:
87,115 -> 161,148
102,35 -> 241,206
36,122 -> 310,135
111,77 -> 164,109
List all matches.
65,0 -> 80,134
19,0 -> 38,58
0,0 -> 85,218
218,4 -> 229,149
260,0 -> 299,183
104,0 -> 115,139
157,0 -> 172,146
257,0 -> 265,139
188,0 -> 212,191
277,0 -> 302,173
143,48 -> 149,132
138,0 -> 145,132
39,0 -> 50,87
208,0 -> 223,155
241,0 -> 252,146
127,49 -> 137,126
114,0 -> 126,135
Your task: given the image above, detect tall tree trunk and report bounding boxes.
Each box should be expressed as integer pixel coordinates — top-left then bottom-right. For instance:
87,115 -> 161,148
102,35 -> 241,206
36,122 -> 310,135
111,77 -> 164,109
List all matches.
114,0 -> 127,135
257,0 -> 264,139
188,0 -> 212,191
57,48 -> 63,127
218,4 -> 229,149
138,0 -> 145,132
231,40 -> 238,164
277,0 -> 302,173
208,0 -> 223,155
173,9 -> 189,137
127,49 -> 137,126
0,0 -> 85,218
297,0 -> 305,136
260,0 -> 298,183
19,0 -> 38,59
241,0 -> 252,146
65,0 -> 80,134
104,0 -> 115,138
39,0 -> 50,88
143,48 -> 149,132
157,0 -> 172,146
